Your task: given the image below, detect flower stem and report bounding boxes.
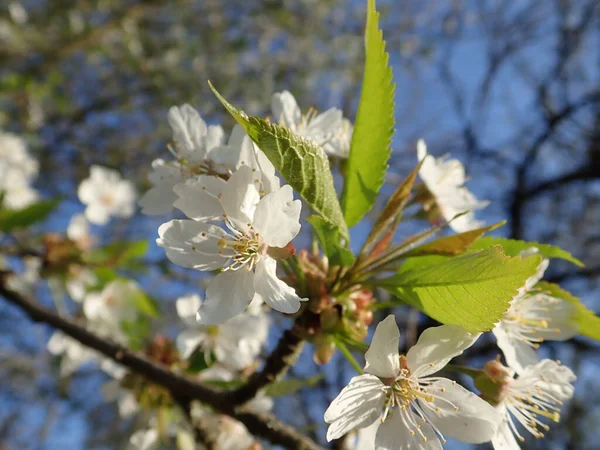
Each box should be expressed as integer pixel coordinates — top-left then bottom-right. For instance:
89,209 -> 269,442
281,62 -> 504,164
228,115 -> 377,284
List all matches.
334,337 -> 363,374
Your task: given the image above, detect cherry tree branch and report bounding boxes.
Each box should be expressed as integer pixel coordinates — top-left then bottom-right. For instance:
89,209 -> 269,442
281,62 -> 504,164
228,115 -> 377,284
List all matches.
0,276 -> 326,450
224,311 -> 313,405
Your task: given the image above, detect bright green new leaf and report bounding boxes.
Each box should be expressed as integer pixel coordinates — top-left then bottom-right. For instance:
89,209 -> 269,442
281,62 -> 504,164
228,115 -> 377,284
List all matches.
378,246 -> 542,332
208,82 -> 348,238
308,215 -> 355,267
264,375 -> 323,397
401,221 -> 505,258
342,0 -> 395,227
470,237 -> 583,267
536,281 -> 600,340
0,198 -> 61,232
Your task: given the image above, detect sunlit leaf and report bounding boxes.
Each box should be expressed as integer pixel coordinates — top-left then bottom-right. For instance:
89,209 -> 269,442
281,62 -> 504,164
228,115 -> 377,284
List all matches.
469,237 -> 583,267
208,82 -> 348,238
377,246 -> 542,332
342,0 -> 395,227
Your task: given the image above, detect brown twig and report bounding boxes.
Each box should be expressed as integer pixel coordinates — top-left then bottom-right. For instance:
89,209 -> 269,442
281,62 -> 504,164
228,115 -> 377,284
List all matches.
0,276 -> 325,450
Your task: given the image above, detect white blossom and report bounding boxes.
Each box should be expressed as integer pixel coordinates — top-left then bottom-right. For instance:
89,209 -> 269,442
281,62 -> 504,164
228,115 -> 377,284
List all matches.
324,315 -> 500,449
3,256 -> 41,297
139,104 -> 225,215
493,253 -> 578,374
47,331 -> 125,378
489,359 -> 576,450
139,103 -> 279,216
158,165 -> 306,324
175,294 -> 269,369
78,165 -> 137,225
82,279 -> 140,338
0,131 -> 38,209
67,213 -> 95,251
271,90 -> 352,158
128,428 -> 159,450
417,140 -> 488,233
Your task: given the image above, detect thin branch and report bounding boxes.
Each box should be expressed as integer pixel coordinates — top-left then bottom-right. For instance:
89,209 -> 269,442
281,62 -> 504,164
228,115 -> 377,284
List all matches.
224,311 -> 311,405
0,276 -> 326,450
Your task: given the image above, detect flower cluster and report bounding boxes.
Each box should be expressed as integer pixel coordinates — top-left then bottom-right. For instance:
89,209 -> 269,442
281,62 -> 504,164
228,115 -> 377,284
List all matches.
326,314 -> 577,450
0,131 -> 38,209
154,104 -> 309,324
325,316 -> 500,448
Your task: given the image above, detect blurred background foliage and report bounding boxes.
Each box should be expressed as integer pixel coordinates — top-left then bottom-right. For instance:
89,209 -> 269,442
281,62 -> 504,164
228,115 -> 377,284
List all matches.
0,0 -> 599,448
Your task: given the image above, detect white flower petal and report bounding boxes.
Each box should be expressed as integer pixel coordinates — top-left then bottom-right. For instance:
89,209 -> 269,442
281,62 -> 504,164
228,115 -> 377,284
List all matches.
173,177 -> 225,220
176,329 -> 207,359
139,184 -> 178,215
517,359 -> 576,401
157,220 -> 227,271
421,378 -> 501,444
168,104 -> 207,156
364,315 -> 400,379
375,410 -> 441,450
197,270 -> 256,324
129,428 -> 159,450
85,203 -> 110,225
252,185 -> 301,247
491,412 -> 521,450
534,297 -> 578,341
309,108 -> 342,132
406,325 -> 480,378
493,325 -> 539,375
272,91 -> 301,129
253,258 -> 304,314
176,293 -> 202,324
324,374 -> 386,441
220,165 -> 260,230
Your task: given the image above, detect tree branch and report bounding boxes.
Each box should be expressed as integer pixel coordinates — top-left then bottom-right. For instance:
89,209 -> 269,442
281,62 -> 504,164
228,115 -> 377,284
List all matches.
0,276 -> 326,450
224,312 -> 311,405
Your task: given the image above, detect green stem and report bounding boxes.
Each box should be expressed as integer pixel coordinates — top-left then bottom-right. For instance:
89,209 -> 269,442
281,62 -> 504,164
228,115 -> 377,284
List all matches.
444,364 -> 483,379
334,337 -> 363,374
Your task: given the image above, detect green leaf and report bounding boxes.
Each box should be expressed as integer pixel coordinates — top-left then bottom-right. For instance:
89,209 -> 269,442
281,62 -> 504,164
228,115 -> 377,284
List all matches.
535,281 -> 600,340
401,221 -> 505,258
308,215 -> 355,267
377,246 -> 542,332
0,198 -> 61,232
341,0 -> 395,227
132,290 -> 160,317
264,375 -> 323,397
121,318 -> 151,350
208,82 -> 348,238
186,350 -> 214,373
469,237 -> 583,267
84,240 -> 148,267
